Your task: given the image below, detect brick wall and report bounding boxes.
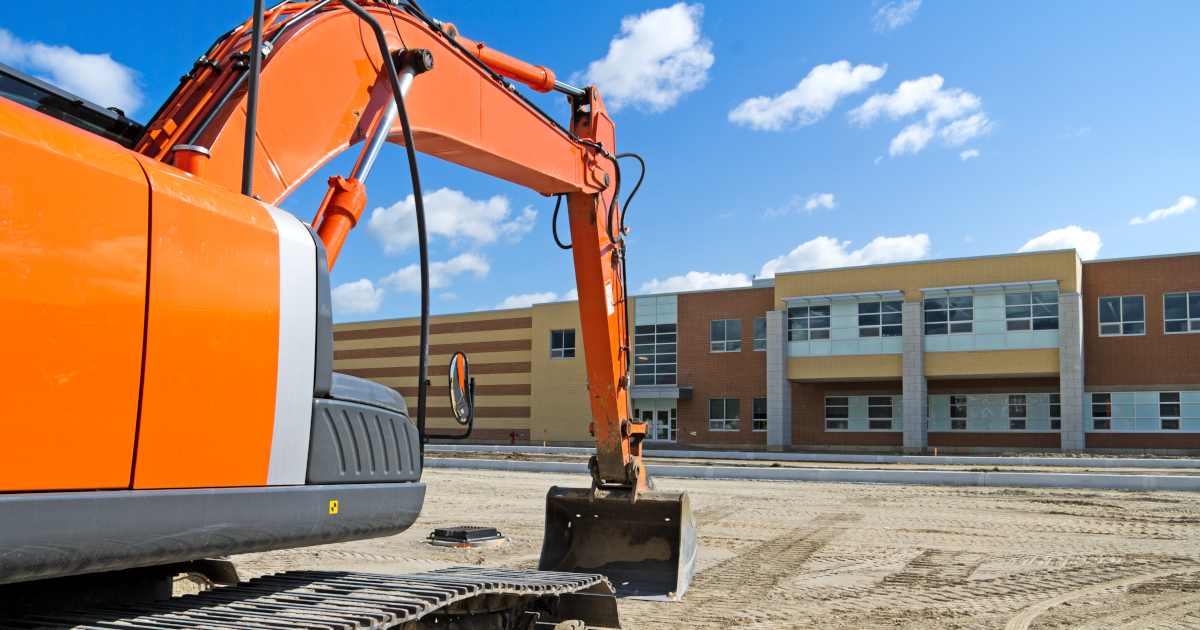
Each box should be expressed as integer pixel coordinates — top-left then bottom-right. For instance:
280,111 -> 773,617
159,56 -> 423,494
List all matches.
676,287 -> 774,445
1083,254 -> 1200,387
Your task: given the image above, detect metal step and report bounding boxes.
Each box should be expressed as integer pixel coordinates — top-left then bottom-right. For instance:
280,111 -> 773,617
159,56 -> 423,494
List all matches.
2,567 -> 620,630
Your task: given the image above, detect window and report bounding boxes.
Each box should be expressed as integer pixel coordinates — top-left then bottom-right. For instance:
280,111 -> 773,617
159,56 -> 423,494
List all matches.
950,395 -> 967,430
753,317 -> 767,350
550,329 -> 575,359
1099,295 -> 1144,336
709,398 -> 740,431
1161,393 -> 1181,430
867,396 -> 894,430
1091,393 -> 1112,430
788,305 -> 831,341
931,393 -> 1061,431
1005,291 -> 1059,331
1088,391 -> 1200,431
925,296 -> 973,335
858,300 -> 903,338
1164,292 -> 1200,334
1007,394 -> 1027,430
1050,394 -> 1061,430
825,397 -> 849,430
752,397 -> 767,431
710,319 -> 741,352
633,324 -> 676,385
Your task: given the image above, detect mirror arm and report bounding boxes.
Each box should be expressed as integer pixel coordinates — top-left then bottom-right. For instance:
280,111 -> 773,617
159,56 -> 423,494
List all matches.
423,377 -> 475,442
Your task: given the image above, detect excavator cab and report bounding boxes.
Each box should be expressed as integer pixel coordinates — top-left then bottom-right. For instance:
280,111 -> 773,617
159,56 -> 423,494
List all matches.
540,486 -> 697,600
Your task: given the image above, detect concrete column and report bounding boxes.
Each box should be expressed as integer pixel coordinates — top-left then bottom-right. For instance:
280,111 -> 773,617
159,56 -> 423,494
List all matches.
902,302 -> 927,454
1058,292 -> 1085,451
765,310 -> 792,448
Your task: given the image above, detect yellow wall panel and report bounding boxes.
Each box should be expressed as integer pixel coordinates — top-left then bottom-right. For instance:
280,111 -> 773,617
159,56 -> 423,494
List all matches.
925,348 -> 1060,378
788,354 -> 903,381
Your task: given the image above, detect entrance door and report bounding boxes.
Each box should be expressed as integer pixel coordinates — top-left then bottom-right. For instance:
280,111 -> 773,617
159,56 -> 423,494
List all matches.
633,400 -> 677,443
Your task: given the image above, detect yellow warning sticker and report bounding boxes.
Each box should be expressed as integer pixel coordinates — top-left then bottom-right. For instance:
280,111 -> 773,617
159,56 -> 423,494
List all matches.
329,500 -> 338,515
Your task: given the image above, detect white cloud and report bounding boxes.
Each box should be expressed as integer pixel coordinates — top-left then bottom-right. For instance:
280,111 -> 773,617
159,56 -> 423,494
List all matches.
331,279 -> 385,316
494,292 -> 559,310
804,193 -> 836,211
1017,226 -> 1103,260
575,2 -> 714,113
1130,195 -> 1197,225
0,29 -> 143,114
850,74 -> 992,155
873,0 -> 922,32
366,188 -> 535,255
959,149 -> 980,161
759,234 -> 931,277
379,253 -> 490,292
561,288 -> 579,301
729,61 -> 886,131
439,292 -> 458,301
639,271 -> 751,294
765,193 -> 837,217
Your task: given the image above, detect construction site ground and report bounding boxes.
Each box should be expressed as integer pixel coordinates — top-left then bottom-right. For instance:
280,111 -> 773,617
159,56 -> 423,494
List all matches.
233,468 -> 1200,629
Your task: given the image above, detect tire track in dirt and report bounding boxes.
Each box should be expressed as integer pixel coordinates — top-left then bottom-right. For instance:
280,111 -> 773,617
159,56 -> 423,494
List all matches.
1004,569 -> 1197,630
1064,591 -> 1200,630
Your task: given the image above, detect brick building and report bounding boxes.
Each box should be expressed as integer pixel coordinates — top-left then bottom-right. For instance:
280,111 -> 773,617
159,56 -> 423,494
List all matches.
333,249 -> 1200,454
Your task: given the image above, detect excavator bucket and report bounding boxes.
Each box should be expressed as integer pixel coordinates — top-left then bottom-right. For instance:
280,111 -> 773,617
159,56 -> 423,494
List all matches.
538,486 -> 697,601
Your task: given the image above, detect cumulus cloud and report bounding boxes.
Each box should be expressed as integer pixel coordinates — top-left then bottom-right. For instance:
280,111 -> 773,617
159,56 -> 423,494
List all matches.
331,279 -> 385,316
494,292 -> 560,310
765,193 -> 837,217
0,29 -> 144,114
873,0 -> 922,32
759,234 -> 931,277
379,253 -> 490,293
850,74 -> 992,155
959,149 -> 980,161
366,188 -> 535,255
561,288 -> 579,301
729,61 -> 886,131
575,3 -> 714,113
1130,195 -> 1197,225
639,271 -> 751,294
439,292 -> 458,301
1017,226 -> 1103,260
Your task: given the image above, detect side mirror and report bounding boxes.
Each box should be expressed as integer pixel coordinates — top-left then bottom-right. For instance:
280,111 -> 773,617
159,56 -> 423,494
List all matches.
448,351 -> 473,425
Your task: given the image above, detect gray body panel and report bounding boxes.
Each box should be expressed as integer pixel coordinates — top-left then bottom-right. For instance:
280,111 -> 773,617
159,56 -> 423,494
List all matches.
327,372 -> 408,416
0,483 -> 425,586
306,224 -> 334,398
307,397 -> 420,484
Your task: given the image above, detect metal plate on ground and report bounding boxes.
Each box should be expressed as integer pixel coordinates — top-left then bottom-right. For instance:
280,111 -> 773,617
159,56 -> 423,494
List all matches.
1,567 -> 619,629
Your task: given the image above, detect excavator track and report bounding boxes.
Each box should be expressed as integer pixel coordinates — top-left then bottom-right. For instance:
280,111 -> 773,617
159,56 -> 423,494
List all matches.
1,568 -> 620,630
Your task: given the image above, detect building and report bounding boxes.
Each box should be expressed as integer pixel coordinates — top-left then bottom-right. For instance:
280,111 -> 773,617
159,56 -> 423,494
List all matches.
332,249 -> 1200,454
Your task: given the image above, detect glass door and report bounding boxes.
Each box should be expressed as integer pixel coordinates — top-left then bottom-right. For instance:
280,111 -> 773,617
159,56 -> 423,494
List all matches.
633,400 -> 677,443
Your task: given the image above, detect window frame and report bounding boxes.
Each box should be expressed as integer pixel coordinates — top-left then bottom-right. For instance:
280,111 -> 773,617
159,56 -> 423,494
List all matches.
709,398 -> 740,431
752,397 -> 768,431
825,395 -> 899,431
710,318 -> 742,353
1004,291 -> 1060,332
1164,291 -> 1200,335
1098,295 -> 1146,337
550,328 -> 576,359
633,323 -> 677,386
857,300 -> 904,339
787,304 -> 831,342
924,295 -> 974,336
753,317 -> 767,351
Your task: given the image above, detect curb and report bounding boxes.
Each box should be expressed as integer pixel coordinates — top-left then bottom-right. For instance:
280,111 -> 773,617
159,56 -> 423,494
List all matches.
424,445 -> 1200,469
424,457 -> 1200,491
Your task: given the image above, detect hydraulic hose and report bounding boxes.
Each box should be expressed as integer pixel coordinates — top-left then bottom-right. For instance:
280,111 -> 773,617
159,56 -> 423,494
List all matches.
337,0 -> 432,454
551,195 -> 571,250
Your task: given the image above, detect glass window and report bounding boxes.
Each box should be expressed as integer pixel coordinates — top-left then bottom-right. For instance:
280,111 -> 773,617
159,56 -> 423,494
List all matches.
711,319 -> 742,352
1098,295 -> 1145,336
788,304 -> 831,341
1005,291 -> 1059,331
1050,394 -> 1061,430
752,397 -> 767,431
925,296 -> 972,335
825,396 -> 849,430
1091,393 -> 1112,430
753,317 -> 767,350
709,398 -> 740,431
633,323 -> 677,386
1008,394 -> 1027,430
1164,292 -> 1200,334
858,300 -> 903,338
550,329 -> 575,359
1161,392 -> 1181,430
868,396 -> 894,429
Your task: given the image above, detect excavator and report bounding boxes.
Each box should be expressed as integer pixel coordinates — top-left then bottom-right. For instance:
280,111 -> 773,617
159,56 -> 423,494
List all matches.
0,0 -> 697,627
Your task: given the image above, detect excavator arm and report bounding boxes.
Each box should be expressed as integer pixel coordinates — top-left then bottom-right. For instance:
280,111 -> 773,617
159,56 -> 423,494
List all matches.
138,0 -> 693,600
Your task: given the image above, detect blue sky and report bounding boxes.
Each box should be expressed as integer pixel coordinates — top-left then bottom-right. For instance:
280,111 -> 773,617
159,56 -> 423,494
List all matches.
3,1 -> 1197,322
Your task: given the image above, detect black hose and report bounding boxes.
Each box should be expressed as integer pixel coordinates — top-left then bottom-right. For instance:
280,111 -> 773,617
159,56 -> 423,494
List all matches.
241,0 -> 265,197
337,0 -> 432,455
616,152 -> 645,229
551,194 -> 571,250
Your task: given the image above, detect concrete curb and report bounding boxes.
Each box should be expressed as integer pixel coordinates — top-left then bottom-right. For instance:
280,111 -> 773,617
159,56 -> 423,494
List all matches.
425,445 -> 1200,469
424,457 -> 1200,491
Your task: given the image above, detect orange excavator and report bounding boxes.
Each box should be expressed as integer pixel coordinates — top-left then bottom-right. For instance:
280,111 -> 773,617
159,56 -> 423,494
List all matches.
0,0 -> 695,626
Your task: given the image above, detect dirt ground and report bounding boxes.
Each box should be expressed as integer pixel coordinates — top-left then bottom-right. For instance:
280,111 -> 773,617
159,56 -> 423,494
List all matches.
234,469 -> 1200,629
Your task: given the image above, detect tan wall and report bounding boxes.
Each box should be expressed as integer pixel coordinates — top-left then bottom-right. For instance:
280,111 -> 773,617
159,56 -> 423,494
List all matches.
925,348 -> 1060,378
788,355 -> 903,381
773,250 -> 1081,308
332,309 -> 534,434
530,301 -> 594,443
